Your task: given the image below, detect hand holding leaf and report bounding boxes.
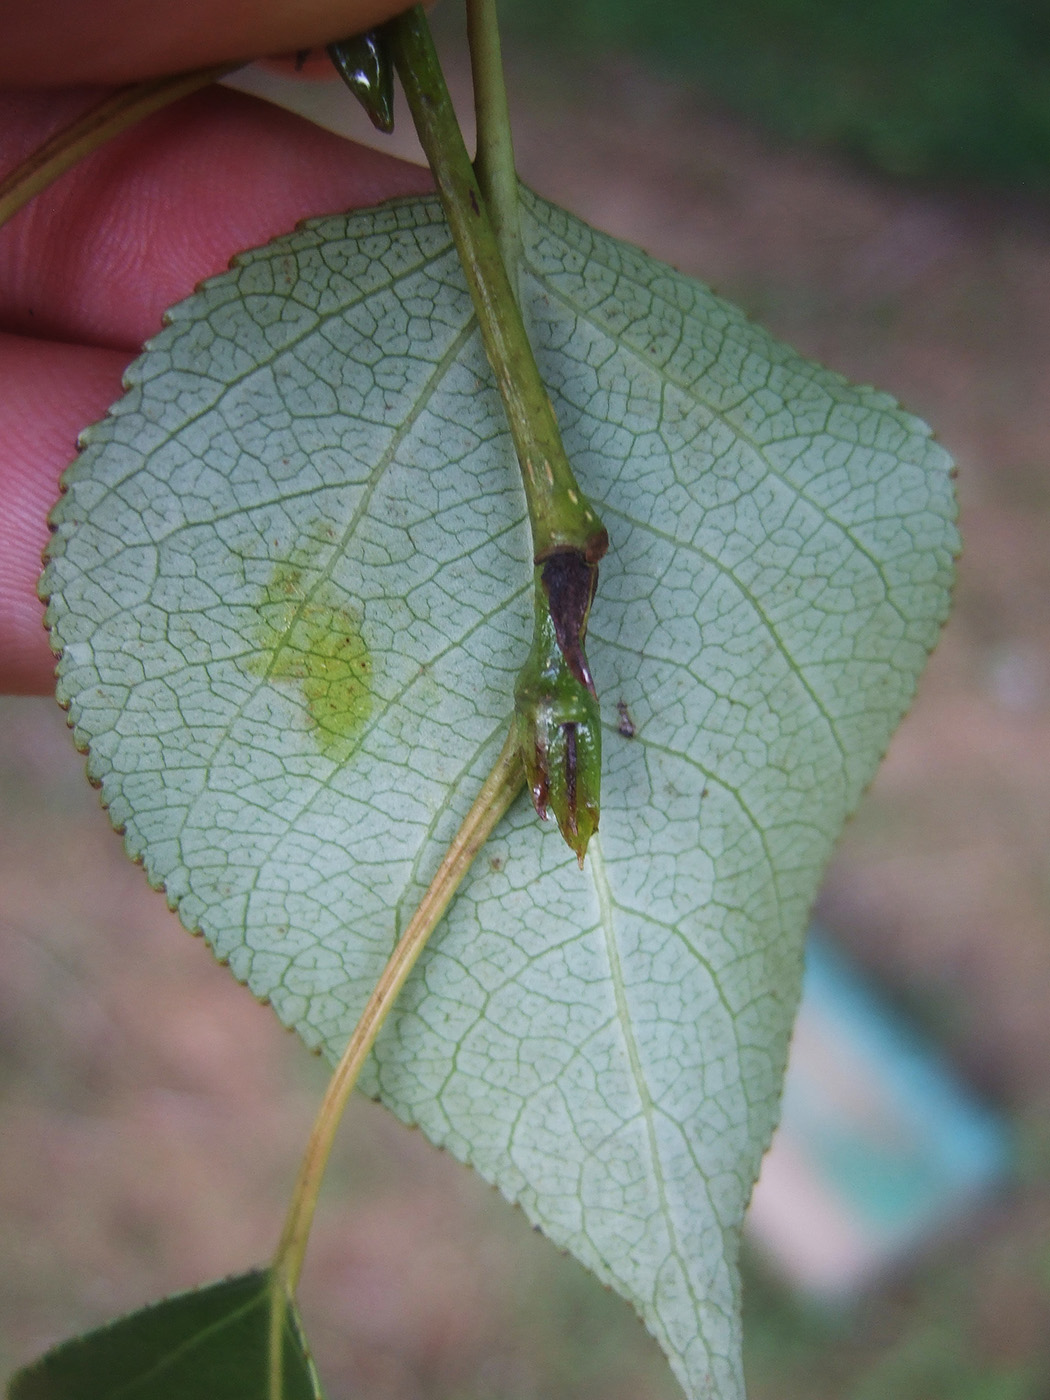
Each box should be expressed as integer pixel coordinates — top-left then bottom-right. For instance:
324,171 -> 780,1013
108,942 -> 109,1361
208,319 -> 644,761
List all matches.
6,5 -> 957,1397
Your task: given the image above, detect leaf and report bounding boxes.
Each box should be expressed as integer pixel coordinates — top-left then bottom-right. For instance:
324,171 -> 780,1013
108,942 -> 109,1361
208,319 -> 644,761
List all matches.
7,1270 -> 322,1400
41,187 -> 957,1399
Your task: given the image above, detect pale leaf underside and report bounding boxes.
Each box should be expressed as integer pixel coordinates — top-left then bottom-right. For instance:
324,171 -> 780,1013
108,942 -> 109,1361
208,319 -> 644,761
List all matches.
42,187 -> 957,1400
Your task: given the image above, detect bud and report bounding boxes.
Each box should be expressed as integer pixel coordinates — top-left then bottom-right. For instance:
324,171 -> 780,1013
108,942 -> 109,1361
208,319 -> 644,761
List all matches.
327,31 -> 395,133
514,571 -> 601,865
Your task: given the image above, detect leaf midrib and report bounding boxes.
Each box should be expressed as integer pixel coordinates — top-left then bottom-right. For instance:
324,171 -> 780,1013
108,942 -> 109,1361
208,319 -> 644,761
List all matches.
587,836 -> 707,1320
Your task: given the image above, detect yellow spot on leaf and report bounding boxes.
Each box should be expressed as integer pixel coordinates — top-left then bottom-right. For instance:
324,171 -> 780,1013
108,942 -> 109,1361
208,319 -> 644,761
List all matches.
248,546 -> 373,761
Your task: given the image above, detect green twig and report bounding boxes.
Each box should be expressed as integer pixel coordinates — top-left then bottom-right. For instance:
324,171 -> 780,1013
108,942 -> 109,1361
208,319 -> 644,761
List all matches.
386,6 -> 607,568
387,3 -> 607,860
466,0 -> 521,277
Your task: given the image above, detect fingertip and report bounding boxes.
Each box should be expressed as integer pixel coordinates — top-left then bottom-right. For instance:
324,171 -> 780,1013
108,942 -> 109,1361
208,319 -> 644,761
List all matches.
0,84 -> 431,350
0,0 -> 416,87
0,335 -> 129,695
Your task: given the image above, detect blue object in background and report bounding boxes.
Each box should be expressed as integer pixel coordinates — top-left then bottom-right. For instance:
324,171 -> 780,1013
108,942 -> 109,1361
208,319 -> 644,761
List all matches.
746,928 -> 1012,1300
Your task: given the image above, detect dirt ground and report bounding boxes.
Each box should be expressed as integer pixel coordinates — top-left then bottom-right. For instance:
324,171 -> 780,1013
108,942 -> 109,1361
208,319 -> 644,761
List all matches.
2,40 -> 1050,1400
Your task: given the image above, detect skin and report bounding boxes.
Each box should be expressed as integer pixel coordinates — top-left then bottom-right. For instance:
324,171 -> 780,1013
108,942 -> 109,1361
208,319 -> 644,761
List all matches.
0,0 -> 429,694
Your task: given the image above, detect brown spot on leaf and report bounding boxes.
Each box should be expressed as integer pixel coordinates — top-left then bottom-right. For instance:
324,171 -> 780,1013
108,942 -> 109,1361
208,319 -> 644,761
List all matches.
617,701 -> 636,738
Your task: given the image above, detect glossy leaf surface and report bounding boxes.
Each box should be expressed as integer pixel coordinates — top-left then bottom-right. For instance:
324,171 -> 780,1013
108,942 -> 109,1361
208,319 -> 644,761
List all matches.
42,188 -> 957,1399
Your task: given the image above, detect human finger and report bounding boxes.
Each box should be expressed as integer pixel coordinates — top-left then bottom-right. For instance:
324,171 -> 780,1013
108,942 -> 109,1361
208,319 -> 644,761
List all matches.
0,0 -> 417,87
0,85 -> 429,350
0,85 -> 429,693
0,334 -> 128,693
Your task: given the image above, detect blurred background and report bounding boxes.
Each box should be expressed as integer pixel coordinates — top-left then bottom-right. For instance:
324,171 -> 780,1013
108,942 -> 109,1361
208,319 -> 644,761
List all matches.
4,1 -> 1050,1395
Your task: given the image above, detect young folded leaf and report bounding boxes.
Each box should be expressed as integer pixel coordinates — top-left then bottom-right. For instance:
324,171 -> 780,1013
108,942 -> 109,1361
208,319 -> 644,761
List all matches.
515,566 -> 601,863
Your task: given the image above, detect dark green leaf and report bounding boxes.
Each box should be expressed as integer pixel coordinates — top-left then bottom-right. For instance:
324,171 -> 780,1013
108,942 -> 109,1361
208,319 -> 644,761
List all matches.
7,1270 -> 322,1400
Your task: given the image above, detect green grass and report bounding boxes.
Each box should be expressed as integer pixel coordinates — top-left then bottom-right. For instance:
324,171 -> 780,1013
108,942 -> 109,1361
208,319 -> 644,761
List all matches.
497,0 -> 1050,186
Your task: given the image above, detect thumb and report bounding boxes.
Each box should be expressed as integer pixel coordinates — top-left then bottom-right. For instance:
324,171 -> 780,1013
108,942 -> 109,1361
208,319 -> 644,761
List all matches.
0,0 -> 416,86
